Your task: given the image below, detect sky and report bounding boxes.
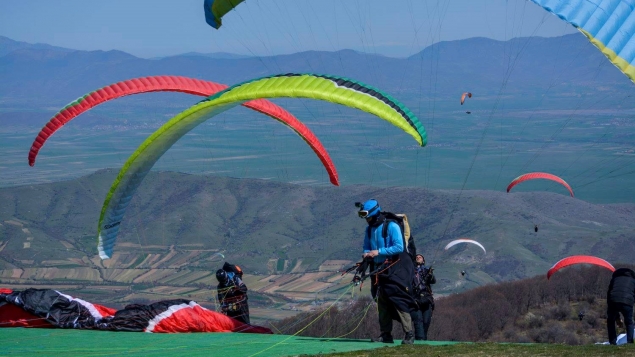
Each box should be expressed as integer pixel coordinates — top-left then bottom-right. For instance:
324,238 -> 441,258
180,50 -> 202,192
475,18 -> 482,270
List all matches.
0,0 -> 577,58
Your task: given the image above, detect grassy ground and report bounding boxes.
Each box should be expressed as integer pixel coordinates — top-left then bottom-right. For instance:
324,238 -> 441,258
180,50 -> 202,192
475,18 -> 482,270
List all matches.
320,342 -> 635,357
2,328 -> 633,357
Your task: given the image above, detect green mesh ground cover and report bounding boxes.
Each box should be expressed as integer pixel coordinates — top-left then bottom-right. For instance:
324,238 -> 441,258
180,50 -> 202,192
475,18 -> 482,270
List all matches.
0,328 -> 457,356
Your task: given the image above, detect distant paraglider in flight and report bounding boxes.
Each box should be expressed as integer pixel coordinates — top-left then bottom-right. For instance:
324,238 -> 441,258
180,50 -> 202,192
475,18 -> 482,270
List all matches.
534,224 -> 539,233
97,73 -> 428,259
506,172 -> 574,197
547,255 -> 615,279
444,239 -> 486,255
210,252 -> 225,262
460,92 -> 472,105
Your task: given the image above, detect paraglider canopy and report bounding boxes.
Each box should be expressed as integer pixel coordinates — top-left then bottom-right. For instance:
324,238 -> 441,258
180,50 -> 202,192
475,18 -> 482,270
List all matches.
97,73 -> 427,259
460,92 -> 472,105
444,239 -> 486,254
204,0 -> 245,29
507,172 -> 574,197
547,255 -> 615,279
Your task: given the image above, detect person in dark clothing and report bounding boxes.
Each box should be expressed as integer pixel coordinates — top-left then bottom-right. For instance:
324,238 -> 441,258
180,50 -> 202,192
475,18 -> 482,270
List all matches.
607,267 -> 635,345
411,254 -> 436,340
358,199 -> 417,345
216,267 -> 250,324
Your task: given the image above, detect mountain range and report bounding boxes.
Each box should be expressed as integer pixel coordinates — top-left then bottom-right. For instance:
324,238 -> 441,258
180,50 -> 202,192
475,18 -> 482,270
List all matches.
1,33 -> 634,115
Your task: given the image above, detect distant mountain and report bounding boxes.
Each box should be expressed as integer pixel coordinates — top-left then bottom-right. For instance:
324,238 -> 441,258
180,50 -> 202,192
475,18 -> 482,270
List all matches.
173,52 -> 251,60
0,34 -> 633,111
0,35 -> 74,57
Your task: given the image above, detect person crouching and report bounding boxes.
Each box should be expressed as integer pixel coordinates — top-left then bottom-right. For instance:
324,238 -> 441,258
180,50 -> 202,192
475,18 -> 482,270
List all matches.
216,268 -> 250,324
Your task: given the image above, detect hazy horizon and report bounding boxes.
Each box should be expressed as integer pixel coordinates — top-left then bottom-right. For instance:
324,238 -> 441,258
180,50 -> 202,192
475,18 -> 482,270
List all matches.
0,0 -> 577,58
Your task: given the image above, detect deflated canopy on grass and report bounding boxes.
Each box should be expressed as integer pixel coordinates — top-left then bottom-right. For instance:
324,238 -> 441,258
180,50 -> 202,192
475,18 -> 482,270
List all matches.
97,73 -> 427,259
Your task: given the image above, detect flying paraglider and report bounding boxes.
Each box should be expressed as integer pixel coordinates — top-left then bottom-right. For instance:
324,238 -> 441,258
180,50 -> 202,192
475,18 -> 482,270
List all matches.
444,239 -> 486,255
460,92 -> 472,105
204,0 -> 245,29
506,172 -> 574,197
27,75 -> 339,186
210,252 -> 225,262
97,73 -> 428,259
547,255 -> 615,279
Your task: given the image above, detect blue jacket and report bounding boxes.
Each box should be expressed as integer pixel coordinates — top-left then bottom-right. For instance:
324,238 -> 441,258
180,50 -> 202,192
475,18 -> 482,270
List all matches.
363,221 -> 404,264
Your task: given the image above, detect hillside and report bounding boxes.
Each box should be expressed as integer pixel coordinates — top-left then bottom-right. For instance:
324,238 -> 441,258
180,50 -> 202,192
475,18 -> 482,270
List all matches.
0,170 -> 633,308
273,265 -> 633,345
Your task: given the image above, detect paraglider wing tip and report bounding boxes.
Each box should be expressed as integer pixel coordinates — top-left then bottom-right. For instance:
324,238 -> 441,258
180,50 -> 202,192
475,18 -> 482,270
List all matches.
28,161 -> 34,167
97,239 -> 111,260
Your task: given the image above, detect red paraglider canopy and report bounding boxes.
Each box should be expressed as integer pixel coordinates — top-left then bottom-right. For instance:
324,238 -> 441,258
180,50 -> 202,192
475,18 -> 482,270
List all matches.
547,255 -> 615,279
507,172 -> 574,197
28,75 -> 339,186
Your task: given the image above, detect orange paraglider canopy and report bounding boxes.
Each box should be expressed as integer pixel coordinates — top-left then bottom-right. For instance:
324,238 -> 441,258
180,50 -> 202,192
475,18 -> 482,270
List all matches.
506,172 -> 574,197
460,92 -> 472,105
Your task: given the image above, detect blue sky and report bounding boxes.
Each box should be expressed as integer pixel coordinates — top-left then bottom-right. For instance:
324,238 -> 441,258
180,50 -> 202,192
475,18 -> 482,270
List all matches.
0,0 -> 577,58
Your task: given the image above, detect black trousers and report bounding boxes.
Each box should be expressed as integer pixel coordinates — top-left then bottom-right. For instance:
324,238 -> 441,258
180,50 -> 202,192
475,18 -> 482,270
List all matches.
607,302 -> 634,345
411,301 -> 433,340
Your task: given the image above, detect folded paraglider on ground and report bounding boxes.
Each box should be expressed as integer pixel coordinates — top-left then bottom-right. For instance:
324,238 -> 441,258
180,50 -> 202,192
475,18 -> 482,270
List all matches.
0,288 -> 272,334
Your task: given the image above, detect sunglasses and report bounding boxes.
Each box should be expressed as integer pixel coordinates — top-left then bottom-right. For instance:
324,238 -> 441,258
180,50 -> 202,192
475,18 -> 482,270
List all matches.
355,200 -> 377,219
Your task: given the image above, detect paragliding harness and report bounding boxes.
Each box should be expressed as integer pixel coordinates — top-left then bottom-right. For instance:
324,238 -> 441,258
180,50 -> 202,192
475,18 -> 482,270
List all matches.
413,266 -> 435,308
341,257 -> 401,293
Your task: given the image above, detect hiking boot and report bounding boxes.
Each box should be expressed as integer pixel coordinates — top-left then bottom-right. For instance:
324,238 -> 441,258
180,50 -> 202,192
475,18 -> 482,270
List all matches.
402,331 -> 415,345
371,333 -> 394,343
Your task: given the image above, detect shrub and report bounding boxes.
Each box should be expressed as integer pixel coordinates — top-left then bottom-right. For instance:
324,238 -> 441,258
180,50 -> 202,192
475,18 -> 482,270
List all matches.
547,304 -> 571,321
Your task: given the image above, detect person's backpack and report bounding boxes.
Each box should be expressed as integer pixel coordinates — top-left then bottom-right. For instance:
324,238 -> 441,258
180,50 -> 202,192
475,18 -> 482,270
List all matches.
223,262 -> 244,278
382,212 -> 417,262
366,212 -> 417,261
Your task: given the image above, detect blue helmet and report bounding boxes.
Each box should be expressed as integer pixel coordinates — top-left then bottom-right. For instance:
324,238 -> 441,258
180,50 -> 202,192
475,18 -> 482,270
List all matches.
356,199 -> 381,218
